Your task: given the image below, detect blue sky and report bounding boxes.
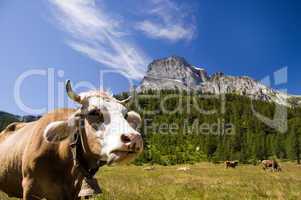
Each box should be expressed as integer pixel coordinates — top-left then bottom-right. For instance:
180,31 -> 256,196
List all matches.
0,0 -> 300,115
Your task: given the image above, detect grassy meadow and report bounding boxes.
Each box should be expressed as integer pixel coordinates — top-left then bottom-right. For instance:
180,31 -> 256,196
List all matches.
1,162 -> 301,200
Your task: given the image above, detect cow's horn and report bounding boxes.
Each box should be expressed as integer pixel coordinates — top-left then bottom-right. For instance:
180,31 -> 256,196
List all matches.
66,80 -> 81,103
118,96 -> 132,104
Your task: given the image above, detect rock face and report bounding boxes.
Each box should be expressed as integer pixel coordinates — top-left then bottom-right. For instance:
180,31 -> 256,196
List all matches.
138,56 -> 208,91
200,74 -> 288,105
137,56 -> 295,106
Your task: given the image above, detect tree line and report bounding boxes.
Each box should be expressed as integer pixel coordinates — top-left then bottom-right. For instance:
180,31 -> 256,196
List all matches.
121,90 -> 301,165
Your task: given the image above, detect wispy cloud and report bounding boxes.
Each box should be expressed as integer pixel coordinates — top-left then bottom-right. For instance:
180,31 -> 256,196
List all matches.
48,0 -> 150,80
136,0 -> 196,42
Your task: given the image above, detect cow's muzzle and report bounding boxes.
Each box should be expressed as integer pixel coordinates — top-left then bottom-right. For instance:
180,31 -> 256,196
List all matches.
120,133 -> 143,153
107,133 -> 143,165
111,133 -> 143,155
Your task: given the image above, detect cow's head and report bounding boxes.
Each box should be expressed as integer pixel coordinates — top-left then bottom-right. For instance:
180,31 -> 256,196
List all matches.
44,80 -> 143,165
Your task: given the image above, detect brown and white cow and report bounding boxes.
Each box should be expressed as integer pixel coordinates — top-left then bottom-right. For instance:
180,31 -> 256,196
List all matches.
0,80 -> 143,200
225,161 -> 239,168
261,160 -> 281,172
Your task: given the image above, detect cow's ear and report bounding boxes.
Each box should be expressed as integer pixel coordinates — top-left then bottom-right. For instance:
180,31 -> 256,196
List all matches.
43,121 -> 71,143
44,113 -> 81,143
126,111 -> 141,130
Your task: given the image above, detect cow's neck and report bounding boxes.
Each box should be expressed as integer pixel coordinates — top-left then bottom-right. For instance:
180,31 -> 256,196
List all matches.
72,119 -> 103,178
81,131 -> 100,171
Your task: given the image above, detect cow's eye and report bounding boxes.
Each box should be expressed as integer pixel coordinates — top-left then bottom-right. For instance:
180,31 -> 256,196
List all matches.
86,109 -> 104,129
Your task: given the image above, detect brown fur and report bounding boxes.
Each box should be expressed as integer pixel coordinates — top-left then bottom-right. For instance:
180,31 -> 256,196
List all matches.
0,108 -> 101,200
225,161 -> 238,168
0,122 -> 27,143
262,160 -> 281,172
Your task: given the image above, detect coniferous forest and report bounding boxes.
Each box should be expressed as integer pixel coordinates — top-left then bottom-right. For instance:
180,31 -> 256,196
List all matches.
121,90 -> 301,165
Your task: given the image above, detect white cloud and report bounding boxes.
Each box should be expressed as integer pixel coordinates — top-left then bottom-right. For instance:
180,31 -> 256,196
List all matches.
136,0 -> 196,42
137,20 -> 195,42
48,0 -> 150,80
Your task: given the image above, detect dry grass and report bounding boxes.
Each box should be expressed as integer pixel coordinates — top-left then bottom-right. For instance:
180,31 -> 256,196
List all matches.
1,162 -> 301,200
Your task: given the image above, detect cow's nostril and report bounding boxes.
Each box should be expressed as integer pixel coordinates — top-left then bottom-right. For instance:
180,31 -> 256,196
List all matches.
121,134 -> 131,143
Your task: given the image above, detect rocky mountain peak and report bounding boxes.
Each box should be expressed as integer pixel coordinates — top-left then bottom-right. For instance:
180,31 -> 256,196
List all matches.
137,56 -> 209,91
147,56 -> 191,77
137,56 -> 299,106
210,72 -> 224,81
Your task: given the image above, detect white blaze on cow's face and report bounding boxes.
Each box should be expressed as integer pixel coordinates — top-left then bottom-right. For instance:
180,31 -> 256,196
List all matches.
44,81 -> 143,165
82,94 -> 143,164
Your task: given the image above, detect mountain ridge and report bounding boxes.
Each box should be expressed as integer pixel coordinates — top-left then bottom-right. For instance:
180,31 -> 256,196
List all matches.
137,56 -> 299,106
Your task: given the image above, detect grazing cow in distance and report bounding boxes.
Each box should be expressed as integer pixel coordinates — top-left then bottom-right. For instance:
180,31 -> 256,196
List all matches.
0,80 -> 143,200
261,160 -> 281,172
143,166 -> 155,171
177,167 -> 191,172
225,161 -> 239,168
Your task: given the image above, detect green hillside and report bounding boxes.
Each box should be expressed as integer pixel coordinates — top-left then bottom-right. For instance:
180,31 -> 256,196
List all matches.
123,91 -> 301,165
0,111 -> 20,132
